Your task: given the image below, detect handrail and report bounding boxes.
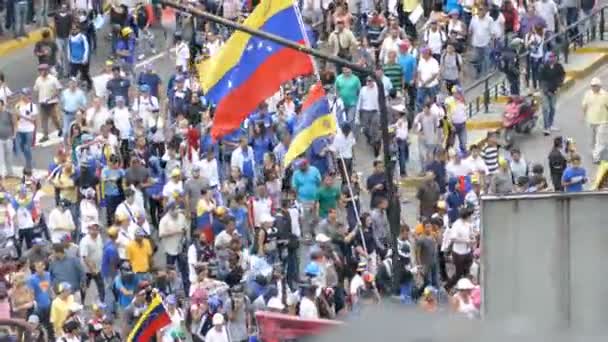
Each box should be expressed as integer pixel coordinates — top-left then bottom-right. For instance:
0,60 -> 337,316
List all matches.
463,5 -> 608,116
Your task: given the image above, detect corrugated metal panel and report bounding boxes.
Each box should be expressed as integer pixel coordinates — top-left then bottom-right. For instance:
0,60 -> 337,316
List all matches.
480,191 -> 608,333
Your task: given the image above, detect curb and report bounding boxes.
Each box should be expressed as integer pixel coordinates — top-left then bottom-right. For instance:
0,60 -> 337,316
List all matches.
0,26 -> 52,57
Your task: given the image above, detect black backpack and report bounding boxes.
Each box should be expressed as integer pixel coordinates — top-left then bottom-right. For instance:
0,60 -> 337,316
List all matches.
135,5 -> 148,29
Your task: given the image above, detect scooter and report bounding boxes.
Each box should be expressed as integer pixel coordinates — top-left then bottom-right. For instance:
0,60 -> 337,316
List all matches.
502,94 -> 539,147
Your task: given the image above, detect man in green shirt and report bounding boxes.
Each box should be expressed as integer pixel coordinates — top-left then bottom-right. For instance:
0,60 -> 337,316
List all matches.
335,67 -> 361,125
316,173 -> 342,218
383,50 -> 404,91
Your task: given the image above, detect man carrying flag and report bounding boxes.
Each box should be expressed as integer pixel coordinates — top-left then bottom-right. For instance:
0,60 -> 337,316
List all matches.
197,0 -> 314,139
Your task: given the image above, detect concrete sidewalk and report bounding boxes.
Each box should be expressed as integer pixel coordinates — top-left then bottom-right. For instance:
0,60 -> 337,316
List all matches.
0,26 -> 50,56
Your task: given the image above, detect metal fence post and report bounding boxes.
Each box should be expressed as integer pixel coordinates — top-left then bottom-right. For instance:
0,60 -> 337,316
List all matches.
484,79 -> 490,113
563,29 -> 570,63
601,8 -> 605,40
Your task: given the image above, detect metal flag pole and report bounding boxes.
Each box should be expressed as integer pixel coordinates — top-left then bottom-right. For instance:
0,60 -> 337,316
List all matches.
291,1 -> 369,256
161,0 -> 402,293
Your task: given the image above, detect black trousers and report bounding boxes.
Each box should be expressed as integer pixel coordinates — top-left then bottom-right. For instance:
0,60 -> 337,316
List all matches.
69,62 -> 92,90
82,272 -> 105,303
446,251 -> 472,290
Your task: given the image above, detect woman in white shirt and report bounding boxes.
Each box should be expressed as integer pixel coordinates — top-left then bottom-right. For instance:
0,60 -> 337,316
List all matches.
394,111 -> 409,177
79,188 -> 99,237
205,314 -> 229,342
447,207 -> 474,291
423,20 -> 446,59
331,123 -> 356,181
525,25 -> 545,89
15,89 -> 38,171
0,73 -> 13,103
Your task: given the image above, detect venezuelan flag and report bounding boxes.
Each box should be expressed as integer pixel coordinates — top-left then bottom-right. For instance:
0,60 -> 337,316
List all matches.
127,295 -> 171,342
198,0 -> 314,139
284,82 -> 337,167
196,202 -> 214,243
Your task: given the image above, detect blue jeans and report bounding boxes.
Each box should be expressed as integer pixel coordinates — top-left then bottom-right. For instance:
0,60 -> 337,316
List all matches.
103,276 -> 116,315
542,91 -> 557,129
37,0 -> 49,26
14,1 -> 28,37
453,122 -> 468,153
56,38 -> 69,77
63,111 -> 75,142
416,85 -> 439,112
423,262 -> 440,288
473,46 -> 490,78
15,131 -> 33,171
397,138 -> 409,176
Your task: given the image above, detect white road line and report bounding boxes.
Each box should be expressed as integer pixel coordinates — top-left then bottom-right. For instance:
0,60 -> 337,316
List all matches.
134,47 -> 175,69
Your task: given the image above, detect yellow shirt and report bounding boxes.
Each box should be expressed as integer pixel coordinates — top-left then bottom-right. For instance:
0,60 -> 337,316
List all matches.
402,0 -> 420,13
50,295 -> 74,336
582,89 -> 608,124
126,239 -> 153,273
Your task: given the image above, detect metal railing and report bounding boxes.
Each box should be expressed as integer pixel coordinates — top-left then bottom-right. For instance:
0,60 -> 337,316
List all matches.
463,5 -> 608,117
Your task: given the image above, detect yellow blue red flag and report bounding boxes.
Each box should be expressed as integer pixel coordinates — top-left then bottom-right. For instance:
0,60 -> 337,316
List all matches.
127,295 -> 171,342
284,82 -> 337,167
197,0 -> 314,139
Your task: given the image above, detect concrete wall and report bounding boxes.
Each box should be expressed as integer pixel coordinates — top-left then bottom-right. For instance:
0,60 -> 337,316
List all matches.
480,191 -> 608,333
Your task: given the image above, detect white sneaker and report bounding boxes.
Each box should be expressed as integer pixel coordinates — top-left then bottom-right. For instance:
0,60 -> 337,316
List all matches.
550,126 -> 560,132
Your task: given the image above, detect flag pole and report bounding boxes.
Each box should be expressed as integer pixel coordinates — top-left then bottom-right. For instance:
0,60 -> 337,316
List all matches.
292,3 -> 369,256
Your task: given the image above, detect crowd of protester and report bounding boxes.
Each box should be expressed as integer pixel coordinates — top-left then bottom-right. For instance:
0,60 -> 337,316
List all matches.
0,0 -> 605,340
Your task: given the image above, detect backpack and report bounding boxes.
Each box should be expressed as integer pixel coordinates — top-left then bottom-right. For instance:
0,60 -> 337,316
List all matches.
441,52 -> 461,72
135,5 -> 148,29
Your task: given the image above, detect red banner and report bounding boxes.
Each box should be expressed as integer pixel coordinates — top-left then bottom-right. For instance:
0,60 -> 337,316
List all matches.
255,311 -> 341,342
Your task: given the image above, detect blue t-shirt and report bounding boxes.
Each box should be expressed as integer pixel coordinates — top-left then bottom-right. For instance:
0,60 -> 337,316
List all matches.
102,167 -> 125,197
101,241 -> 120,279
562,166 -> 586,192
398,54 -> 417,83
115,276 -> 138,308
116,38 -> 136,64
28,272 -> 52,309
230,207 -> 249,241
291,167 -> 321,202
138,72 -> 162,98
251,136 -> 273,165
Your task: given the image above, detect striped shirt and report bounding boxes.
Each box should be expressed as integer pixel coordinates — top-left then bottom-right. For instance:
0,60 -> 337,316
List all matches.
383,62 -> 403,91
481,145 -> 499,174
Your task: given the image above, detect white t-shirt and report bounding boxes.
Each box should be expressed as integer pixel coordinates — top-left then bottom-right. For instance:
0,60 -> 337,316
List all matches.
111,106 -> 132,139
79,200 -> 99,235
16,102 -> 38,133
465,156 -> 489,175
131,95 -> 160,125
299,297 -> 320,319
425,29 -> 446,55
162,180 -> 184,199
535,0 -> 558,32
417,57 -> 440,88
0,85 -> 12,103
86,106 -> 111,133
205,327 -> 230,342
491,13 -> 506,39
92,72 -> 113,98
331,131 -> 356,159
469,14 -> 493,47
446,160 -> 474,178
175,42 -> 191,70
350,274 -> 365,295
450,218 -> 473,255
197,158 -> 220,187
